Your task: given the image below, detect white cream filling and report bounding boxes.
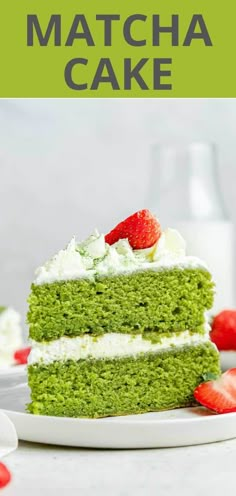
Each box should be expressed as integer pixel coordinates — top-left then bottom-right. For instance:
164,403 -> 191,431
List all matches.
28,330 -> 210,365
0,308 -> 23,367
34,228 -> 208,285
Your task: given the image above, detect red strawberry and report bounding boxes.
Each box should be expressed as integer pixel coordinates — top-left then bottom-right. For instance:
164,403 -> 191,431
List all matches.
194,368 -> 236,414
14,346 -> 31,365
210,310 -> 236,351
0,462 -> 11,489
105,209 -> 161,249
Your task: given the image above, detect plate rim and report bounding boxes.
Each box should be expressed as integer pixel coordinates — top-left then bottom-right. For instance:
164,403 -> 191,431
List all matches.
0,364 -> 26,376
2,406 -> 236,426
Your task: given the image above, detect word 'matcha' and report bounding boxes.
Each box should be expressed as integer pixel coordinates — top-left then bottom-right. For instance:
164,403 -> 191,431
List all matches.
27,14 -> 212,92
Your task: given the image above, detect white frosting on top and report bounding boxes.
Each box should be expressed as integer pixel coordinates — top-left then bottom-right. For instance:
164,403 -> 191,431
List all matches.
34,228 -> 208,285
28,329 -> 210,365
0,308 -> 23,367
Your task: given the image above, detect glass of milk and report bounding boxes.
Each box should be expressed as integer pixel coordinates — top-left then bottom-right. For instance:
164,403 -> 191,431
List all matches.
148,142 -> 235,313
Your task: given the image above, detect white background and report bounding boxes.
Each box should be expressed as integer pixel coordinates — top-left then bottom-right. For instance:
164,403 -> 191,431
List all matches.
0,98 -> 235,328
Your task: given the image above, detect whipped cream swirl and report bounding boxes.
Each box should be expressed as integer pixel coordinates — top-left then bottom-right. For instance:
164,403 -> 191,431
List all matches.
34,228 -> 207,285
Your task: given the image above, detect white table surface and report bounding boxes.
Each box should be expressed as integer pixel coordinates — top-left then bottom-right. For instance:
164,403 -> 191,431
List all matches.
3,438 -> 236,495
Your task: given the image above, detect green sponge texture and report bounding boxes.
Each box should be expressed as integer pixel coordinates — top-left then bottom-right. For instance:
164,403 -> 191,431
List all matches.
27,342 -> 220,418
28,268 -> 214,342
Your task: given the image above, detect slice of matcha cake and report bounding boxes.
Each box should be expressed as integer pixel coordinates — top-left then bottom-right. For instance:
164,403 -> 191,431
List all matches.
27,209 -> 220,418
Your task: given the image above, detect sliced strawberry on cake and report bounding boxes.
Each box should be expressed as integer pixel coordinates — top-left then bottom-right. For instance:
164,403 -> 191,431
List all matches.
105,209 -> 161,249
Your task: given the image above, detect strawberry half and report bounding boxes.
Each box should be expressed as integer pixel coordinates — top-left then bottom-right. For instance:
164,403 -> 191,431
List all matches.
194,369 -> 236,414
0,462 -> 11,489
105,209 -> 161,249
210,310 -> 236,351
14,346 -> 31,365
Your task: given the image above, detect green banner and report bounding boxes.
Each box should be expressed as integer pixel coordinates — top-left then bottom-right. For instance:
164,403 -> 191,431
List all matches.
0,0 -> 235,97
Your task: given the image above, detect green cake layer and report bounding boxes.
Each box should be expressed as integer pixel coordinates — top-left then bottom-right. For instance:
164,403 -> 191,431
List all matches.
28,268 -> 214,342
27,342 -> 220,418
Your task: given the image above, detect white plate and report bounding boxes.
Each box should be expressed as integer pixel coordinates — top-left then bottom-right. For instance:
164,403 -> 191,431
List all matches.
1,384 -> 236,449
0,365 -> 27,389
0,364 -> 26,377
220,351 -> 236,371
